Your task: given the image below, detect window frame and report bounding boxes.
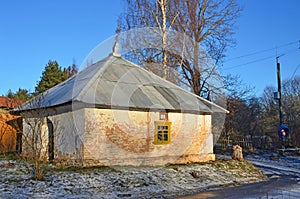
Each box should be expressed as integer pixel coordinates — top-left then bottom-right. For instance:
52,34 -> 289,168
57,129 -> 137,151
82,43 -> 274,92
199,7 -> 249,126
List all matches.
154,121 -> 171,144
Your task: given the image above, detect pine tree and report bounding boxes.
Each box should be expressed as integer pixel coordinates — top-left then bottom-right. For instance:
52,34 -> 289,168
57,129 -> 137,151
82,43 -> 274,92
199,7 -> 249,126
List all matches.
6,89 -> 14,98
35,60 -> 67,94
13,88 -> 32,101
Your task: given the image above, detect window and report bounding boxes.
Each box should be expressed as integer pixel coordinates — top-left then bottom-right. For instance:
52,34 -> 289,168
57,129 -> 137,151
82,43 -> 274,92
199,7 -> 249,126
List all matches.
159,112 -> 168,120
154,121 -> 171,144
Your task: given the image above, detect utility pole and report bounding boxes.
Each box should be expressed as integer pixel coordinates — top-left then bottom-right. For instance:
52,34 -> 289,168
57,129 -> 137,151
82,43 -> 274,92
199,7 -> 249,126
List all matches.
276,56 -> 283,125
275,56 -> 290,149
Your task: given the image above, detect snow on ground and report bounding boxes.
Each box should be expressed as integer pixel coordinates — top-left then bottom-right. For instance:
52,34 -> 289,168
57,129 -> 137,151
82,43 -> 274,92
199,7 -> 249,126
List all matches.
244,152 -> 300,177
245,152 -> 300,199
178,152 -> 300,199
0,157 -> 265,199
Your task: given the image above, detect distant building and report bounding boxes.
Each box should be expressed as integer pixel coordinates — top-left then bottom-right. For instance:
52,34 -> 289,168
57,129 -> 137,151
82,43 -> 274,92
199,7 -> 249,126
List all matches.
14,53 -> 227,166
0,96 -> 24,153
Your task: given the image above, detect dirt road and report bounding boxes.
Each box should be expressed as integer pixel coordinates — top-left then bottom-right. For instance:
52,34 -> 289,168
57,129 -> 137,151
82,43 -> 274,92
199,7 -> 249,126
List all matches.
177,175 -> 300,199
176,153 -> 300,199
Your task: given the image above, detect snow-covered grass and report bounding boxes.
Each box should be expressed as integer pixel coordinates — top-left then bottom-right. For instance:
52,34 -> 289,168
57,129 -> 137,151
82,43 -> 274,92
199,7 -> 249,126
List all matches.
0,157 -> 266,199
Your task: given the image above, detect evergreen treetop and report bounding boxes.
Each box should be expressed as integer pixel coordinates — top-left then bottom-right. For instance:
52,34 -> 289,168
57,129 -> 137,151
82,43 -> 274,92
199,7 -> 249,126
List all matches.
35,60 -> 68,94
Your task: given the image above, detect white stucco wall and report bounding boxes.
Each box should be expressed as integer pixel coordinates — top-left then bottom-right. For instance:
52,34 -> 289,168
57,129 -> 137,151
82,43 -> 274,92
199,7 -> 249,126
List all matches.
83,108 -> 214,166
22,117 -> 49,159
21,107 -> 214,165
49,109 -> 85,159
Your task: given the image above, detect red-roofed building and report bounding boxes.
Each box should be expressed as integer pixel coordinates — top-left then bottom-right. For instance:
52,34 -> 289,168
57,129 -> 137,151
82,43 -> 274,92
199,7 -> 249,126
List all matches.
0,96 -> 25,110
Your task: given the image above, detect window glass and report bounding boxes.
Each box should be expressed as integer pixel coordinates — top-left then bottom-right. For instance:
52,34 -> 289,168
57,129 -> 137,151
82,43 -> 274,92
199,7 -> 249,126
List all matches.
154,121 -> 171,144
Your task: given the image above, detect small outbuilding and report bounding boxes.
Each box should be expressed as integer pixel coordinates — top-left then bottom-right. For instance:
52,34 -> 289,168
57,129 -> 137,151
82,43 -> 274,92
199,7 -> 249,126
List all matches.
0,96 -> 24,153
15,52 -> 227,166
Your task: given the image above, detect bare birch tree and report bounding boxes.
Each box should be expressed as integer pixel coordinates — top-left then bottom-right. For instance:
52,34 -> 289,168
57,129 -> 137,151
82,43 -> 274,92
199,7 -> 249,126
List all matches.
118,0 -> 179,82
118,0 -> 241,98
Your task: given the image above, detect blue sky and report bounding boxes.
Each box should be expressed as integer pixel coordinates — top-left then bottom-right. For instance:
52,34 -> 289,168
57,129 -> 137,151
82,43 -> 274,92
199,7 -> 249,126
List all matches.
0,0 -> 123,95
222,0 -> 300,95
0,0 -> 299,96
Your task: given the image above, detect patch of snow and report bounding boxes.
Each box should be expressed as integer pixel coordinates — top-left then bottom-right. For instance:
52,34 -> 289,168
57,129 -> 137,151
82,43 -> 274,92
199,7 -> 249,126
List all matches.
245,153 -> 300,177
0,158 -> 265,199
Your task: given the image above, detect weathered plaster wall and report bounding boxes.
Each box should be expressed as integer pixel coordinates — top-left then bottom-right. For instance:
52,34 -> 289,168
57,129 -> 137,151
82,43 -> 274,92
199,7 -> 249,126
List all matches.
49,109 -> 85,160
21,108 -> 85,161
21,107 -> 214,165
83,108 -> 214,166
22,117 -> 49,159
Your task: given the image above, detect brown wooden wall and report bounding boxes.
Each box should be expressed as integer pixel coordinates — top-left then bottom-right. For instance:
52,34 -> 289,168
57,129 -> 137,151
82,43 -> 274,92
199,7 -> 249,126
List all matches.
0,113 -> 19,153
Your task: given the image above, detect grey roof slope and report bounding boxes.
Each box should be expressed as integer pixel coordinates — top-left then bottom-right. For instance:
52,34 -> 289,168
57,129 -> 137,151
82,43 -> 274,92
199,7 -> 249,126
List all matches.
16,54 -> 227,114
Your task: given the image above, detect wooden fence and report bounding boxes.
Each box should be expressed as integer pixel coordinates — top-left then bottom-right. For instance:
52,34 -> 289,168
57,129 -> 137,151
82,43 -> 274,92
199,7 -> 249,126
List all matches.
216,136 -> 279,151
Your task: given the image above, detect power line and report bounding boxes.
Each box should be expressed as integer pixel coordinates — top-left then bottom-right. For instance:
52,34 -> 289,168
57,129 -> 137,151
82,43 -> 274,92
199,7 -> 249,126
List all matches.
222,45 -> 299,71
224,40 -> 299,63
222,55 -> 274,70
290,63 -> 300,80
